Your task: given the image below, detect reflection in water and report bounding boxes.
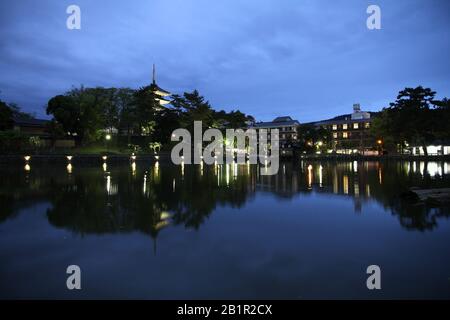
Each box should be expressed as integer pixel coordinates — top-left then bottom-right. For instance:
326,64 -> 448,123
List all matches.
2,159 -> 450,299
1,160 -> 450,238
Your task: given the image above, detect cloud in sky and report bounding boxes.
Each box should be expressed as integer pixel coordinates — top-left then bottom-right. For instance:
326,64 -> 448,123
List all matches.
0,0 -> 449,121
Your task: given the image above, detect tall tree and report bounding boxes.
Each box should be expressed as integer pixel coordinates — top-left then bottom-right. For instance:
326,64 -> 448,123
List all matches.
371,86 -> 438,155
296,124 -> 331,153
0,99 -> 13,130
171,90 -> 214,131
132,85 -> 160,136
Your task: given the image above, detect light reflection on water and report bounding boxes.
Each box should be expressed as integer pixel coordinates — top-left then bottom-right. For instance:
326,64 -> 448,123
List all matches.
1,160 -> 450,299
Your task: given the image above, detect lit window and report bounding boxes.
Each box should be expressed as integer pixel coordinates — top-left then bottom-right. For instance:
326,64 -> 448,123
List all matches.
332,124 -> 337,130
365,122 -> 370,128
343,132 -> 348,138
333,132 -> 338,139
343,124 -> 348,130
353,123 -> 359,129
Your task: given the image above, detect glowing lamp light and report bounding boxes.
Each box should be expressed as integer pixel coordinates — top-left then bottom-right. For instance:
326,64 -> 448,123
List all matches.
105,134 -> 111,141
155,155 -> 159,160
181,155 -> 184,160
308,164 -> 313,170
24,156 -> 31,161
102,156 -> 107,161
377,139 -> 383,145
66,155 -> 72,161
24,164 -> 31,172
317,141 -> 323,147
131,154 -> 136,161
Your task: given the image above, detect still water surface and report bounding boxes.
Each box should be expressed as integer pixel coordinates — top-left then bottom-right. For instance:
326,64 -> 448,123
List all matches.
1,160 -> 450,299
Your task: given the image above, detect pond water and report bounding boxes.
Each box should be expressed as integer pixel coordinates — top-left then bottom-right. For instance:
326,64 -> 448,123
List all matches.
0,160 -> 449,299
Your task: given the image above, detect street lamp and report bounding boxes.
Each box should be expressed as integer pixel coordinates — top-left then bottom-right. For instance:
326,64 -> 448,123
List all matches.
377,139 -> 383,155
105,134 -> 111,153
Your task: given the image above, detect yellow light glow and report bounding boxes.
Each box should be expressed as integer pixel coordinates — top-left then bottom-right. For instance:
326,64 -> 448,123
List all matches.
131,162 -> 136,174
319,165 -> 323,187
66,155 -> 72,161
155,155 -> 159,160
24,164 -> 30,171
160,212 -> 171,220
67,163 -> 73,174
143,175 -> 147,194
154,161 -> 159,178
102,156 -> 107,161
343,175 -> 349,194
105,134 -> 111,141
308,165 -> 313,188
24,156 -> 30,161
102,163 -> 107,172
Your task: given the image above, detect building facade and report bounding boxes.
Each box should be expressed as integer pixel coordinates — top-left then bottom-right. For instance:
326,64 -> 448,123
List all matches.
251,116 -> 300,155
313,104 -> 378,154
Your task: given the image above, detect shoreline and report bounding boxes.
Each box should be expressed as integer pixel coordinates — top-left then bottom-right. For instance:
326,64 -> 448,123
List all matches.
299,154 -> 450,161
1,153 -> 450,164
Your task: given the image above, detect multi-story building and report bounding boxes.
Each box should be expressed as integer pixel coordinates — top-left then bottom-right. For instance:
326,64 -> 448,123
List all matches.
313,104 -> 378,154
251,116 -> 300,155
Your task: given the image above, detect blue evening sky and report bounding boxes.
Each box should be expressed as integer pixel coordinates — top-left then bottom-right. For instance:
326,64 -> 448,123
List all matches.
0,0 -> 449,121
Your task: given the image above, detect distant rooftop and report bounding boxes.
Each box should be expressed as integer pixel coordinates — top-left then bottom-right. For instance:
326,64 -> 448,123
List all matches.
252,116 -> 300,128
13,115 -> 49,127
273,116 -> 293,122
310,111 -> 379,126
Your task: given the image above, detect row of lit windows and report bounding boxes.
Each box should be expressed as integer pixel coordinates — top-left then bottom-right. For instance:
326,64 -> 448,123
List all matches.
332,122 -> 370,130
333,132 -> 349,139
267,133 -> 298,140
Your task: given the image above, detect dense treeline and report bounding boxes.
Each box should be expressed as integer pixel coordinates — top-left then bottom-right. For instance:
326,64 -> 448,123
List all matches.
371,86 -> 450,154
45,85 -> 255,148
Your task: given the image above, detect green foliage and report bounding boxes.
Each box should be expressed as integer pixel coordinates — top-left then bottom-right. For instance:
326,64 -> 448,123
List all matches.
44,86 -> 254,150
148,142 -> 162,153
0,131 -> 29,153
127,144 -> 142,154
296,124 -> 332,153
371,86 -> 449,154
29,136 -> 43,149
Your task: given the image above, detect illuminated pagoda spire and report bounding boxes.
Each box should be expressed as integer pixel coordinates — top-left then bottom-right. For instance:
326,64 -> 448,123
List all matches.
150,64 -> 171,106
